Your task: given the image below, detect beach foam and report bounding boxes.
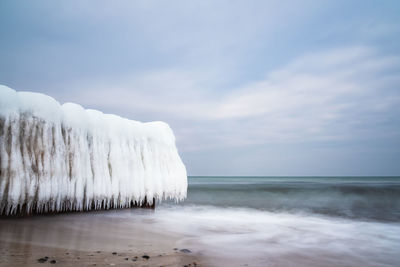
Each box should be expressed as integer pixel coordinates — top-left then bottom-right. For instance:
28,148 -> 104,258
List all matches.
153,204 -> 400,267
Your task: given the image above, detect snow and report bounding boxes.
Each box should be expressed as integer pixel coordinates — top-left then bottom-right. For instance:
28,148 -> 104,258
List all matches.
0,85 -> 187,215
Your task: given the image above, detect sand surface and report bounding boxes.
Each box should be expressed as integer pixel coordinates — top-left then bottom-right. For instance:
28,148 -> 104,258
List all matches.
0,209 -> 202,267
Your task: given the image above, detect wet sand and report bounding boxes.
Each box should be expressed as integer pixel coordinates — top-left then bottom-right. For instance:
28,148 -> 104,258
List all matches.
0,210 -> 202,267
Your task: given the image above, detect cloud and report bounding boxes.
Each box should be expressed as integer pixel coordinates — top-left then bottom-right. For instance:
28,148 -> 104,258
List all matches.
52,46 -> 400,151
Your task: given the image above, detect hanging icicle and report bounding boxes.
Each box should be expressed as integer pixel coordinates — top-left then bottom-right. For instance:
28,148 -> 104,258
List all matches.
0,85 -> 187,215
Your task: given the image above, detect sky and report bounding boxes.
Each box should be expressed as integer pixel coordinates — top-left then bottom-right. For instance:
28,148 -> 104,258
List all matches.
1,0 -> 399,175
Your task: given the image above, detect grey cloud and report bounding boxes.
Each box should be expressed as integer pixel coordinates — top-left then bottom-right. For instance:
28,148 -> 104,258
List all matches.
55,46 -> 400,151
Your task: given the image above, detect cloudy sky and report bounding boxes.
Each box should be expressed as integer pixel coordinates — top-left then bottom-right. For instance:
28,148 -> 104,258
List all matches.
1,0 -> 399,175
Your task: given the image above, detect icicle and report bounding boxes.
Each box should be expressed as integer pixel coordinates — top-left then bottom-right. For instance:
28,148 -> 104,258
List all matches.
0,85 -> 187,215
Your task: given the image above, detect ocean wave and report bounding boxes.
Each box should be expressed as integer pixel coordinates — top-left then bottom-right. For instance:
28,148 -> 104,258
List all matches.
154,204 -> 400,267
181,177 -> 400,222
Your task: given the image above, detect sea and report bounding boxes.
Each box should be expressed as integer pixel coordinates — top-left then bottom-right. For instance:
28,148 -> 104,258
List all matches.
1,176 -> 399,267
182,176 -> 400,221
155,176 -> 400,266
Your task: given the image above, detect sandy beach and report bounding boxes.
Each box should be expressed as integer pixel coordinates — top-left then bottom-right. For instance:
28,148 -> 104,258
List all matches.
0,209 -> 202,267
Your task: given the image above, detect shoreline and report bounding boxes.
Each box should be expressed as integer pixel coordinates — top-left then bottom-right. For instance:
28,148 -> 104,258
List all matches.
3,199 -> 399,267
0,209 -> 203,267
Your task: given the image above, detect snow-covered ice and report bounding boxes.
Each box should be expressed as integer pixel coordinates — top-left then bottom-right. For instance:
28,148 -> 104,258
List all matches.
0,85 -> 187,215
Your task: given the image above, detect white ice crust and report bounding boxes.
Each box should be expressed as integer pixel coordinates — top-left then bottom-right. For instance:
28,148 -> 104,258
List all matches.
0,85 -> 187,215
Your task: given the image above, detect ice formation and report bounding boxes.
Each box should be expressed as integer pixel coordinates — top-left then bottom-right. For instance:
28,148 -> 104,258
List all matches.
0,85 -> 187,215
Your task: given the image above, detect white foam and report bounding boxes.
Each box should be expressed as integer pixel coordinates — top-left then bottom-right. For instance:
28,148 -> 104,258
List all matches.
0,85 -> 187,215
152,205 -> 400,267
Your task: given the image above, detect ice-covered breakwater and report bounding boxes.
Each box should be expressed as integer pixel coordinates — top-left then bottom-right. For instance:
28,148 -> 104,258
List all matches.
0,85 -> 187,215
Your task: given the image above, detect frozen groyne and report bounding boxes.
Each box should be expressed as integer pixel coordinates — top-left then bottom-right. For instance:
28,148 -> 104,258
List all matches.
0,85 -> 187,215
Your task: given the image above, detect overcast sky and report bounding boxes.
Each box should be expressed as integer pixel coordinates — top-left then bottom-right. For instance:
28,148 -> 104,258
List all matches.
1,0 -> 399,175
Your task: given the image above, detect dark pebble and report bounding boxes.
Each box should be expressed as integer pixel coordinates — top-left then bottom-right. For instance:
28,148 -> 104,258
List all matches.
173,248 -> 178,250
132,259 -> 137,262
37,258 -> 48,263
180,249 -> 191,253
184,265 -> 188,267
112,252 -> 117,255
96,251 -> 101,253
142,255 -> 150,260
50,260 -> 57,264
158,254 -> 162,257
125,258 -> 129,260
134,256 -> 138,259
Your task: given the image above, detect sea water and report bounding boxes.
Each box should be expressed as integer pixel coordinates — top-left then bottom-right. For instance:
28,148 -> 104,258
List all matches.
182,176 -> 400,221
154,176 -> 400,266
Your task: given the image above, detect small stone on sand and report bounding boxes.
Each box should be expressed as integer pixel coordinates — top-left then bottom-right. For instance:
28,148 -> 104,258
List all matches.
37,257 -> 48,263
